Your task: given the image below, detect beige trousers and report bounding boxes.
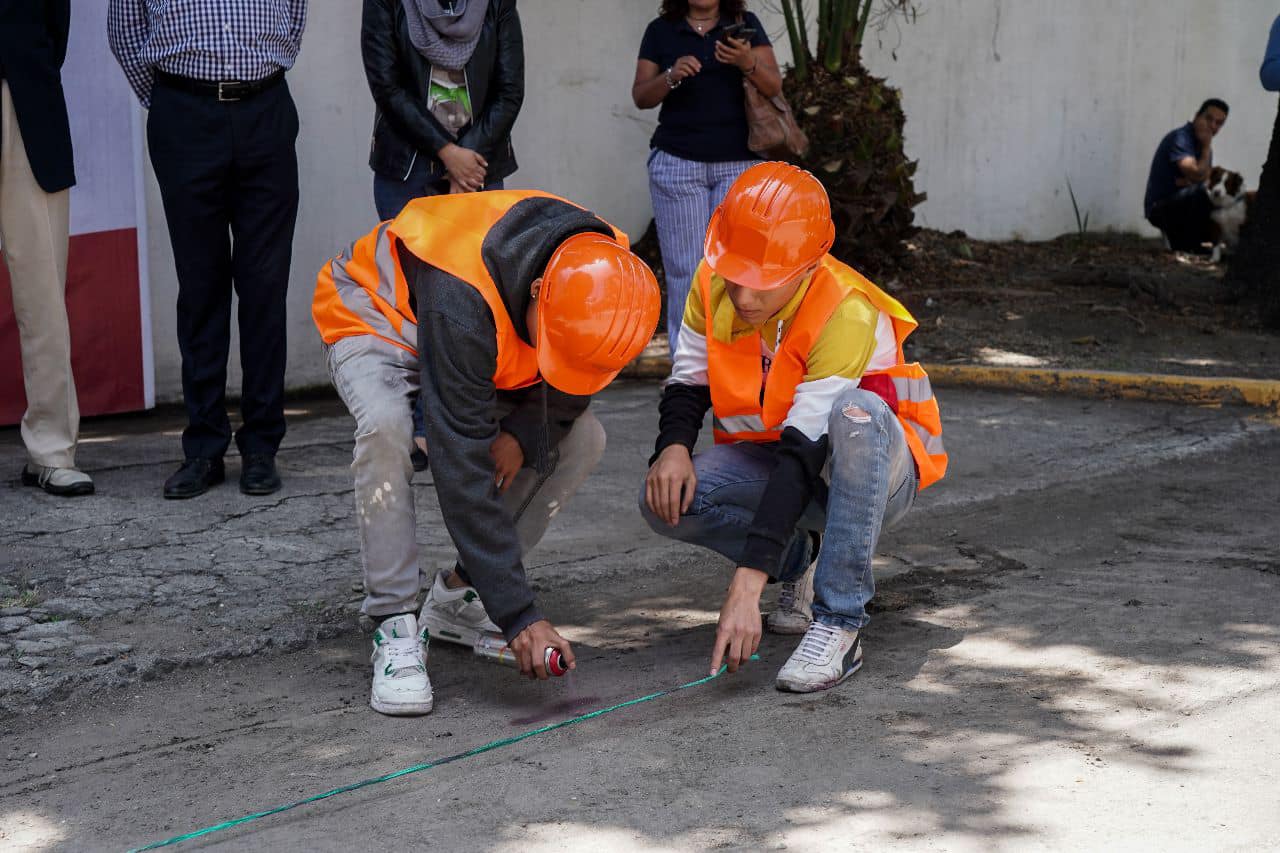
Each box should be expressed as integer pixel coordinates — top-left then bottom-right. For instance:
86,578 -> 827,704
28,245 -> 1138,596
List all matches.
0,81 -> 78,469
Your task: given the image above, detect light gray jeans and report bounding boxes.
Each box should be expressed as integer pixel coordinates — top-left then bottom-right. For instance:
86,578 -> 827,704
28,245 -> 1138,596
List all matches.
325,334 -> 606,617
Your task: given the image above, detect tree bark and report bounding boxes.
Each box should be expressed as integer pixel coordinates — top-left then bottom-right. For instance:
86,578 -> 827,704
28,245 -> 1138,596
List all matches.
1225,98 -> 1280,326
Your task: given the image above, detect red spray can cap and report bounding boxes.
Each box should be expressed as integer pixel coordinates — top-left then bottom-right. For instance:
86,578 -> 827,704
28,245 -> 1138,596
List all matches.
545,648 -> 568,677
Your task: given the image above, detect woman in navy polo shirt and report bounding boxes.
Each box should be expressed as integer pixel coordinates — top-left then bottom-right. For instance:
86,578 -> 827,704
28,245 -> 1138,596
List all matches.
633,1 -> 782,352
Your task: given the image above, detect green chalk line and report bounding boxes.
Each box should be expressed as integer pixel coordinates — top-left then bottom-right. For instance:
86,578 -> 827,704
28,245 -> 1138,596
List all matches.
129,656 -> 758,851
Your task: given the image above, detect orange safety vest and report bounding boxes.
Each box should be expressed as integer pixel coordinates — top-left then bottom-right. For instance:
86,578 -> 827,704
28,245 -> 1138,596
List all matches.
313,190 -> 627,391
700,255 -> 948,489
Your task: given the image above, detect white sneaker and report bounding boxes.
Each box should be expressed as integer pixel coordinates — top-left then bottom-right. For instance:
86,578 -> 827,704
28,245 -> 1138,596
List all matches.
767,564 -> 814,635
775,622 -> 863,693
22,464 -> 94,497
418,569 -> 501,647
370,613 -> 433,716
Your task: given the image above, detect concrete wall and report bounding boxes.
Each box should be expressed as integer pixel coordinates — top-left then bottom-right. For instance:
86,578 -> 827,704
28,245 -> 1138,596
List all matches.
856,0 -> 1278,240
132,1 -> 1280,401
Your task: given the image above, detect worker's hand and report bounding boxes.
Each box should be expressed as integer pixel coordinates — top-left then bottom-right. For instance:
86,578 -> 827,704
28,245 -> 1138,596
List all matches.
713,36 -> 754,72
644,444 -> 697,527
439,143 -> 488,191
709,567 -> 767,676
669,55 -> 702,84
447,176 -> 472,194
510,619 -> 576,680
490,431 -> 524,494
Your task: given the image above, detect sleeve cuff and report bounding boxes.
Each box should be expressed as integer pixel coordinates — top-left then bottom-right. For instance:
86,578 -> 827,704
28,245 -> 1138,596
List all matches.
500,604 -> 545,644
498,411 -> 541,463
649,434 -> 697,466
739,532 -> 788,580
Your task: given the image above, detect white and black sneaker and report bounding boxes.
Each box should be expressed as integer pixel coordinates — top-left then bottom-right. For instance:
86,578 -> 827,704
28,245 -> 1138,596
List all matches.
767,564 -> 814,635
418,569 -> 502,647
775,622 -> 863,693
369,613 -> 433,716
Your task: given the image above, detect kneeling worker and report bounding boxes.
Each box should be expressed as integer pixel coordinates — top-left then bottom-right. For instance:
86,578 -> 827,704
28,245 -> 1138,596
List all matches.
315,190 -> 659,715
641,163 -> 947,692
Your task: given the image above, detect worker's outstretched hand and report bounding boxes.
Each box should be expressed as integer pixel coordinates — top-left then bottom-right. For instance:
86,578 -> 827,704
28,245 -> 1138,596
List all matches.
710,567 -> 767,676
510,619 -> 575,680
645,444 -> 696,527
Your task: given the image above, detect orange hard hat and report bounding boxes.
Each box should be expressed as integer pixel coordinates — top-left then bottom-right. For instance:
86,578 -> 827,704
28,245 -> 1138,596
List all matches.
704,161 -> 835,291
535,232 -> 661,396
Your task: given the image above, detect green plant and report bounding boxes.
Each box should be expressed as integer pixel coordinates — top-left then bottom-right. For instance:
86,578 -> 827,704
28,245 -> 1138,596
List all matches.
767,1 -> 923,273
0,588 -> 39,609
1066,177 -> 1090,241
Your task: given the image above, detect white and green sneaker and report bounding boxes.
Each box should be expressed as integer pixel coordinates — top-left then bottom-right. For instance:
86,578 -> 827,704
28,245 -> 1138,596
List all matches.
767,563 -> 815,635
370,613 -> 433,716
419,569 -> 501,647
775,622 -> 863,693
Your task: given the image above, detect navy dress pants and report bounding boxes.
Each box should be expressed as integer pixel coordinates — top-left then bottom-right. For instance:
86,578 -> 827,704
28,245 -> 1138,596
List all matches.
147,78 -> 300,460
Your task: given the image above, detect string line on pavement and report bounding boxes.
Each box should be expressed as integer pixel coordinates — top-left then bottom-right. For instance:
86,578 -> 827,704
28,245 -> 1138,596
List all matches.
129,657 -> 756,851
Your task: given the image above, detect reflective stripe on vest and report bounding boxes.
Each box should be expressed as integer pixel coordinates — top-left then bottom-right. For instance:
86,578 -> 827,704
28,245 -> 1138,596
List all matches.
701,255 -> 948,490
314,220 -> 417,352
313,191 -> 625,391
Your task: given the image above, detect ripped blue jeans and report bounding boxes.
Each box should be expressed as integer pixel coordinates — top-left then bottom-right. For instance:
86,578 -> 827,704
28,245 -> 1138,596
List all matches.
640,388 -> 916,631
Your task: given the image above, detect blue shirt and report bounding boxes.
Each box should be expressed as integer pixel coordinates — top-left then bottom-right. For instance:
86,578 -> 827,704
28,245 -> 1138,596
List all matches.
1262,15 -> 1280,91
638,12 -> 771,163
1144,123 -> 1206,217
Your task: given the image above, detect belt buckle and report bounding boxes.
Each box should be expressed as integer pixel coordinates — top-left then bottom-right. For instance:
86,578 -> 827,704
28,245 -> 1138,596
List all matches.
217,81 -> 242,102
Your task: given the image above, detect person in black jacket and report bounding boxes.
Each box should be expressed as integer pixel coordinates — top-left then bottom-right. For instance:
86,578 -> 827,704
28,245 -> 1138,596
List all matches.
363,0 -> 525,469
363,0 -> 524,216
0,0 -> 93,496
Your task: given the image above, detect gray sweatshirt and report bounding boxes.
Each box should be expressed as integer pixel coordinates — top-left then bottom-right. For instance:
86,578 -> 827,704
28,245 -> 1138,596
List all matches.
403,196 -> 615,641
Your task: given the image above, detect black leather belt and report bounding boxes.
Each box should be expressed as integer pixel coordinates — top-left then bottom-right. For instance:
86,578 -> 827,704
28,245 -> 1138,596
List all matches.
155,69 -> 285,102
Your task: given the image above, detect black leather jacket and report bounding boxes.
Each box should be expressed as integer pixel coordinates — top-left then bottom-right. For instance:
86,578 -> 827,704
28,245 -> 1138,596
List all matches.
361,0 -> 523,183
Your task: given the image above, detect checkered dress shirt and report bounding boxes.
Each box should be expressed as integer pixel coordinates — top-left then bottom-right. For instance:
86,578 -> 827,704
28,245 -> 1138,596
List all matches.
108,0 -> 308,107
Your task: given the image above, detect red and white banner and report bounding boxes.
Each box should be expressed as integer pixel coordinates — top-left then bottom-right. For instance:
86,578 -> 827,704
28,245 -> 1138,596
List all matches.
0,1 -> 152,425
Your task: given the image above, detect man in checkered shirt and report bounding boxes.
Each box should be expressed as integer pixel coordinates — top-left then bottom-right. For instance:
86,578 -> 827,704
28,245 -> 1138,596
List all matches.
108,1 -> 308,500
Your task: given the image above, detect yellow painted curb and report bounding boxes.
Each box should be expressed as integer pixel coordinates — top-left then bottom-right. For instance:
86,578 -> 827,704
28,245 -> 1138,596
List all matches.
926,365 -> 1280,411
621,356 -> 1280,411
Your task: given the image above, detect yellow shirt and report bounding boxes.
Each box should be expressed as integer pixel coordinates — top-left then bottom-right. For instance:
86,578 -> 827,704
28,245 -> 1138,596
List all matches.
681,272 -> 881,383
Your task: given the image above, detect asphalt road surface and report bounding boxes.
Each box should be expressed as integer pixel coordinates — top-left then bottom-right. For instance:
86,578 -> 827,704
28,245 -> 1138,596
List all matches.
3,385 -> 1278,851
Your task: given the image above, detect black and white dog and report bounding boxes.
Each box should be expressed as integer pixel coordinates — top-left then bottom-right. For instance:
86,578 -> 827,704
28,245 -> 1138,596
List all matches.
1206,166 -> 1255,263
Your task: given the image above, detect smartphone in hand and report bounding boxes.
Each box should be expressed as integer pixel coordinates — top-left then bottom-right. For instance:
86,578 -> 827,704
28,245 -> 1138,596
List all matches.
719,22 -> 757,42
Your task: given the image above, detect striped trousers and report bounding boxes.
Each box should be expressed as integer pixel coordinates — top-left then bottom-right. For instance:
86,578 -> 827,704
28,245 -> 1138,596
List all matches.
647,148 -> 756,351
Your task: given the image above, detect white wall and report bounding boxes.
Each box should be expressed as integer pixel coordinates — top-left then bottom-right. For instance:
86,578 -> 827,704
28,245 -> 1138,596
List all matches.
134,1 -> 1280,401
856,0 -> 1277,239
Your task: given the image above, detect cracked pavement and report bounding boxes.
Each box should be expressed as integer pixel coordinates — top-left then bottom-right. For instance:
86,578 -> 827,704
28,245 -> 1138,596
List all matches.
2,384 -> 1280,850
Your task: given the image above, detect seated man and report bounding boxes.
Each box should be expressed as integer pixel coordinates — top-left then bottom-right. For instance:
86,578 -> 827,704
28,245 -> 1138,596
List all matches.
1144,98 -> 1229,252
641,162 -> 947,693
314,190 -> 659,715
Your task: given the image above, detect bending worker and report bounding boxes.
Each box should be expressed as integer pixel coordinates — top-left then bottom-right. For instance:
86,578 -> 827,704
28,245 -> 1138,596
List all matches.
641,162 -> 947,693
315,190 -> 659,716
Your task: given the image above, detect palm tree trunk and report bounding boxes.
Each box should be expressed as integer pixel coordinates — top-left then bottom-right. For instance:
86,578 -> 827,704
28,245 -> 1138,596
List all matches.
1225,98 -> 1280,327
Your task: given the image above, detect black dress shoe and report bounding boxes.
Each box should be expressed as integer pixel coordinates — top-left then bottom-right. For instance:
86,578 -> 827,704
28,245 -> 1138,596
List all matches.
239,453 -> 282,496
163,458 -> 225,500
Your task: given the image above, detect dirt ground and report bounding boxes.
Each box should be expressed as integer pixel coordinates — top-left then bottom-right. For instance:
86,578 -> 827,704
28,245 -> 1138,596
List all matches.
890,229 -> 1280,378
634,225 -> 1280,378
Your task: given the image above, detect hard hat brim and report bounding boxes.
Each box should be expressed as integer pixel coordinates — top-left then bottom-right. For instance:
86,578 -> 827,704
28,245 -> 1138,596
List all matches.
705,247 -> 803,292
535,307 -> 618,396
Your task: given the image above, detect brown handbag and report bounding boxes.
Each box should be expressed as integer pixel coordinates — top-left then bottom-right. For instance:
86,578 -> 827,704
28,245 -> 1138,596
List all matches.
732,14 -> 807,160
743,79 -> 809,160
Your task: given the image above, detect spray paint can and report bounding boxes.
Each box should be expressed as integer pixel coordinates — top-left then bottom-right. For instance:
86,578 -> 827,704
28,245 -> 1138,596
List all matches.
473,634 -> 568,676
